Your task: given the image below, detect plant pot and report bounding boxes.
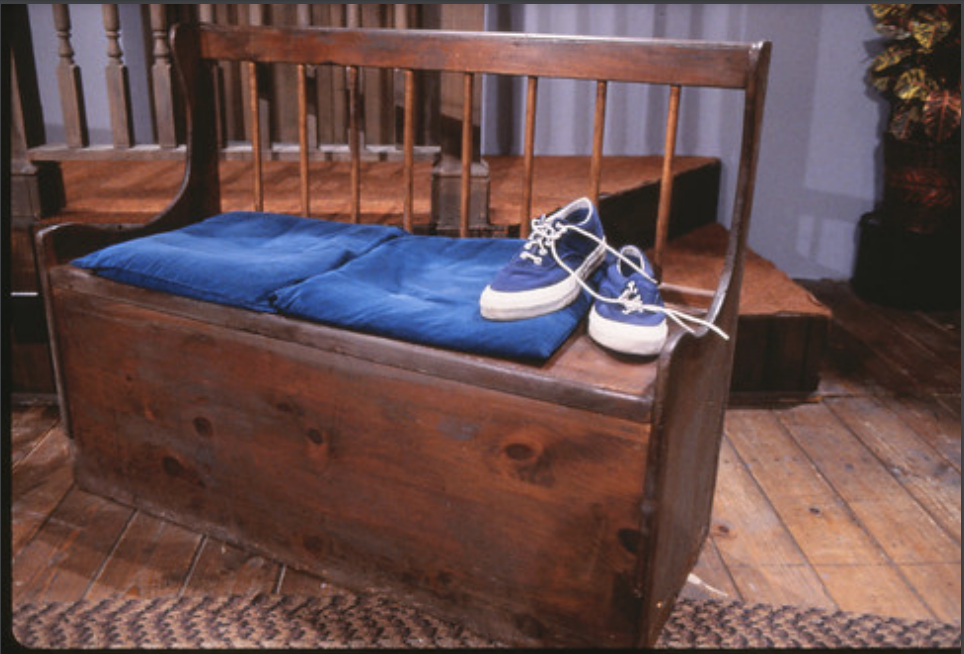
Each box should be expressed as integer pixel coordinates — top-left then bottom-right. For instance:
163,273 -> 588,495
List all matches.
852,211 -> 961,310
881,133 -> 961,234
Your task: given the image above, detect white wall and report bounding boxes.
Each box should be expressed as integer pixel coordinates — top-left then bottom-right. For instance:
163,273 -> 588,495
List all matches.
483,4 -> 888,280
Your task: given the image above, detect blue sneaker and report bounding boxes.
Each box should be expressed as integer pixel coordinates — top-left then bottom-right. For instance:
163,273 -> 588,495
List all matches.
587,245 -> 668,356
480,197 -> 607,320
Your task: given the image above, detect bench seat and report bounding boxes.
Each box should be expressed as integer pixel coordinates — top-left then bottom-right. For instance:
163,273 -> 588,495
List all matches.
50,263 -> 660,423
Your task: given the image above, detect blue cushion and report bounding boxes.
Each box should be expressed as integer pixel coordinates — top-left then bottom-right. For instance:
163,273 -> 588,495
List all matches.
72,212 -> 405,312
270,235 -> 595,361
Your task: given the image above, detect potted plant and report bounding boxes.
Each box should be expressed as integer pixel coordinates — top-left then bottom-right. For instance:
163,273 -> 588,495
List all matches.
853,4 -> 961,309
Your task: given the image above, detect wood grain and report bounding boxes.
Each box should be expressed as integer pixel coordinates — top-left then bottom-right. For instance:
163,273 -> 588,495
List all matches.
826,397 -> 960,544
182,539 -> 282,597
9,284 -> 960,625
12,487 -> 132,604
51,283 -> 651,646
11,423 -> 74,556
197,24 -> 758,89
11,405 -> 60,467
778,403 -> 960,620
724,409 -> 934,619
85,511 -> 203,600
709,437 -> 836,609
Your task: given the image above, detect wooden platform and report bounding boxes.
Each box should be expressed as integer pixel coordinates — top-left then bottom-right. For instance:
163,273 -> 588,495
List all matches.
11,156 -> 828,401
10,281 -> 959,624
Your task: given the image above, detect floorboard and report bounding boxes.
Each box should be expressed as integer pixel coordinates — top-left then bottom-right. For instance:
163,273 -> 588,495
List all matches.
827,397 -> 961,544
180,538 -> 283,597
85,510 -> 204,600
724,408 -> 933,620
708,437 -> 837,610
9,280 -> 961,629
11,487 -> 133,604
10,424 -> 74,557
10,406 -> 60,468
778,403 -> 959,621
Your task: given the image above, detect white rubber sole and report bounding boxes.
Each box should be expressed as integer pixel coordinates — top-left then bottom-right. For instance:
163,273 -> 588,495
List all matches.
480,243 -> 606,321
587,303 -> 668,356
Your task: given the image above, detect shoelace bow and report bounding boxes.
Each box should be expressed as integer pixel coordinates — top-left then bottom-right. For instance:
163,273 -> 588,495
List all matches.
521,217 -> 729,340
519,214 -> 568,265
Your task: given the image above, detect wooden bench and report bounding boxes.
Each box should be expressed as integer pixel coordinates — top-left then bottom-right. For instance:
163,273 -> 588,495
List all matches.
37,23 -> 771,647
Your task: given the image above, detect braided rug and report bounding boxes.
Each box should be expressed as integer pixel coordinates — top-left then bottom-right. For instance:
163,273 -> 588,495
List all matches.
12,591 -> 961,649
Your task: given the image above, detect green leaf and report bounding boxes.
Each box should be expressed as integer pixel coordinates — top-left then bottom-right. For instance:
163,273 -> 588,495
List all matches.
888,103 -> 921,141
871,43 -> 914,73
871,4 -> 911,25
870,74 -> 892,95
871,4 -> 913,36
910,20 -> 938,50
910,15 -> 952,51
894,68 -> 938,102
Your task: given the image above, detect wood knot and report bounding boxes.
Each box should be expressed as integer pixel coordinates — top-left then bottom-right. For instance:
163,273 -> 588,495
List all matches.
306,428 -> 325,445
161,455 -> 205,487
305,428 -> 333,467
192,416 -> 213,437
617,527 -> 642,555
504,442 -> 538,461
276,400 -> 305,417
498,435 -> 553,487
162,455 -> 184,477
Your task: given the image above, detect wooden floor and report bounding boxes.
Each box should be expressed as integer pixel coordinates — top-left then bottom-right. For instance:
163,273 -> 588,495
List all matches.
10,280 -> 960,625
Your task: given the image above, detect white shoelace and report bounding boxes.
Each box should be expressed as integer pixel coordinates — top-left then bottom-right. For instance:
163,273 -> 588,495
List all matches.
532,219 -> 729,340
519,214 -> 569,266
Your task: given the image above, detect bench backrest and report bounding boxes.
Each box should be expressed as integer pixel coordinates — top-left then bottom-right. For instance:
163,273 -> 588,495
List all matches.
170,23 -> 769,283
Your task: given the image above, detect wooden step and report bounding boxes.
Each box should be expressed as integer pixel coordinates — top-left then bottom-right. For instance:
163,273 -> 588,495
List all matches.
659,223 -> 831,403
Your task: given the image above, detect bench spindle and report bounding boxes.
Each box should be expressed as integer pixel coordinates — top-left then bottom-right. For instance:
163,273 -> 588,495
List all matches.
347,65 -> 361,223
460,72 -> 474,238
589,80 -> 607,206
402,69 -> 416,233
654,84 -> 681,272
521,75 -> 539,237
247,61 -> 263,212
297,63 -> 310,217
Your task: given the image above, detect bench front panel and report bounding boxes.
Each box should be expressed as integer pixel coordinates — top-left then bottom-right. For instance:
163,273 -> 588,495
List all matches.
52,279 -> 652,646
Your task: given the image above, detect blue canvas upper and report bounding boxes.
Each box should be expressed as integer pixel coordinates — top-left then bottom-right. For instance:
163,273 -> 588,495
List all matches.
72,212 -> 405,312
593,247 -> 666,327
271,235 -> 593,361
486,197 -> 605,294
